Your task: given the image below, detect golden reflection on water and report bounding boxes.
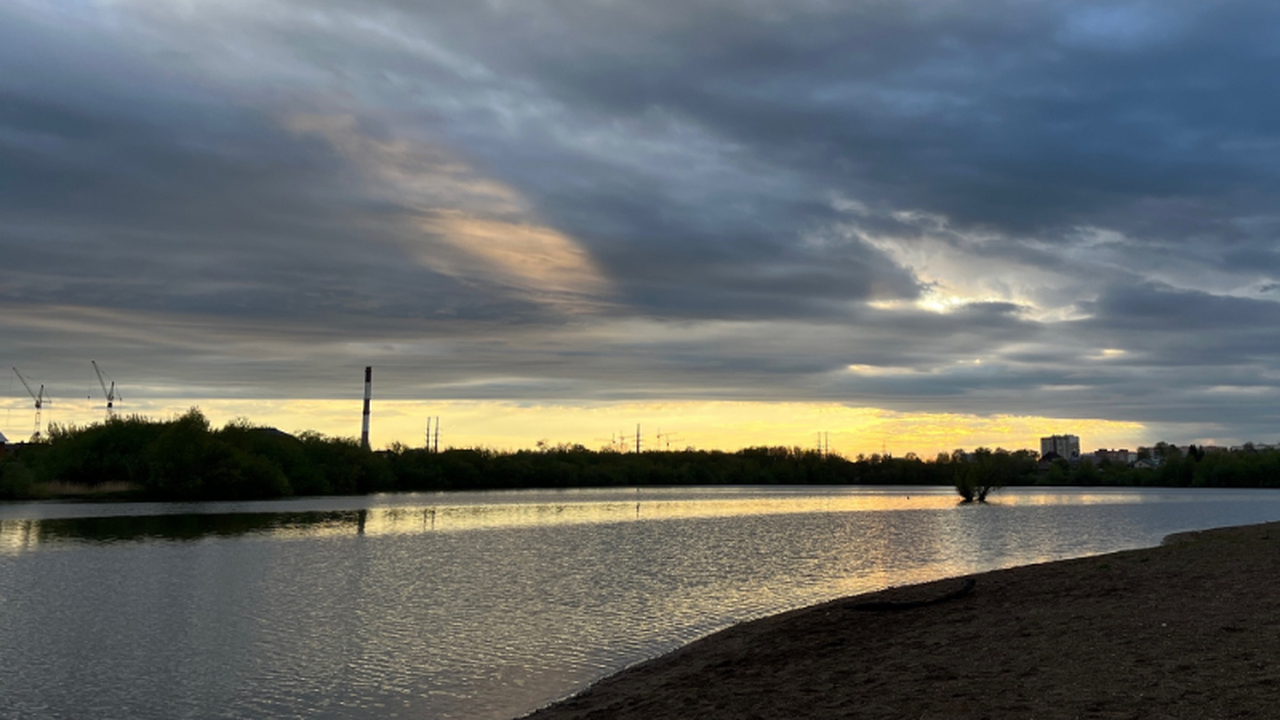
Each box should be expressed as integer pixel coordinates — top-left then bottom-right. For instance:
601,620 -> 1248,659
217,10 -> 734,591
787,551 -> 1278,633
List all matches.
991,490 -> 1152,506
0,491 -> 961,552
368,491 -> 958,534
0,487 -> 1189,554
1,519 -> 39,553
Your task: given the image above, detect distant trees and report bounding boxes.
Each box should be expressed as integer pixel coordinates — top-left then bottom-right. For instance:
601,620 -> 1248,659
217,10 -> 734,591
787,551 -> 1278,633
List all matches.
8,423 -> 966,500
7,416 -> 1280,502
0,456 -> 38,500
11,409 -> 392,500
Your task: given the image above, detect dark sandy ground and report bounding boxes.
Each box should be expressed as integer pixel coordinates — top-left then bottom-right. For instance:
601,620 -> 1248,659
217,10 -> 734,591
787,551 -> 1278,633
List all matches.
524,522 -> 1280,719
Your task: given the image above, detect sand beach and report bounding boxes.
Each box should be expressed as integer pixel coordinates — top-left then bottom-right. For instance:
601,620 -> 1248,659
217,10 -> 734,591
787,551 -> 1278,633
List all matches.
525,521 -> 1280,719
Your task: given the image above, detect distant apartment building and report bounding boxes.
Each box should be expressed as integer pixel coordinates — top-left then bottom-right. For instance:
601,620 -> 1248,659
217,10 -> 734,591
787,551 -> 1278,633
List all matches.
1040,434 -> 1080,460
1093,448 -> 1135,465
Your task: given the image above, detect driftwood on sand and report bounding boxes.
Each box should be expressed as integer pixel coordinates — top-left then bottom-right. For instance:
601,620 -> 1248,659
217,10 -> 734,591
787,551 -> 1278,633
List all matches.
841,577 -> 976,611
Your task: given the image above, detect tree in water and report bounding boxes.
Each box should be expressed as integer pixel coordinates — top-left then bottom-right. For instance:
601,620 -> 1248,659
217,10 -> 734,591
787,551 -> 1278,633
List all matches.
953,447 -> 1029,502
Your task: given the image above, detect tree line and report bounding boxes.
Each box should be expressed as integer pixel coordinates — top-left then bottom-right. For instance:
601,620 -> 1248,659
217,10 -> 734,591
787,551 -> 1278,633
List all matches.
1,409 -> 1278,501
1042,442 -> 1280,489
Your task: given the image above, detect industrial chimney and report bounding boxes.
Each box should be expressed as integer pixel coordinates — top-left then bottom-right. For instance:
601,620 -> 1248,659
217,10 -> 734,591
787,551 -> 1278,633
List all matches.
361,366 -> 372,449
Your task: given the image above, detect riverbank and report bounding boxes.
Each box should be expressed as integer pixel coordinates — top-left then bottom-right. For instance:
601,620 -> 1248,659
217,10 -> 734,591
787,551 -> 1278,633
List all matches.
525,521 -> 1280,719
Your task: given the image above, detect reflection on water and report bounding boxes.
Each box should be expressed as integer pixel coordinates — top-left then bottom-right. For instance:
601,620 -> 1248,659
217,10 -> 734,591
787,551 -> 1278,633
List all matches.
1,486 -> 1279,720
0,510 -> 367,548
0,486 -> 1193,552
2,489 -> 961,551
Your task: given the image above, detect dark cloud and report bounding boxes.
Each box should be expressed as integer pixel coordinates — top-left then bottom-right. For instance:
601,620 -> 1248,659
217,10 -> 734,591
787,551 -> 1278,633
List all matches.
425,0 -> 1280,238
4,0 -> 1280,444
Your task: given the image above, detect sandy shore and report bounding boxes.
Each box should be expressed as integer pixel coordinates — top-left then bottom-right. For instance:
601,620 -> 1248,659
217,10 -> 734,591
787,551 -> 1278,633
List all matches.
524,521 -> 1280,719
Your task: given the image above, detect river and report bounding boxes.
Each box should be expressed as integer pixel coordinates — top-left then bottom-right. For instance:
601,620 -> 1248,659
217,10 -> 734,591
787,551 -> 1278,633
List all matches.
2,485 -> 1279,720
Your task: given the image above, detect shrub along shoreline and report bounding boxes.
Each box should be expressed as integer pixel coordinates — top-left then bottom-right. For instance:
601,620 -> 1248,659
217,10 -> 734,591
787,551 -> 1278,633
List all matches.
2,408 -> 1279,501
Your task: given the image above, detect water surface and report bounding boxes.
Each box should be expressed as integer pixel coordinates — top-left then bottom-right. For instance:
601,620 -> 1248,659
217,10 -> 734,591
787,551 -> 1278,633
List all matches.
2,486 -> 1278,720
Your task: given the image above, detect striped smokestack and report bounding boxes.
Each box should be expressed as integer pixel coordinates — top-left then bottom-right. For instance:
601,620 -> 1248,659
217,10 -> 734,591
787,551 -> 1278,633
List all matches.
361,366 -> 372,449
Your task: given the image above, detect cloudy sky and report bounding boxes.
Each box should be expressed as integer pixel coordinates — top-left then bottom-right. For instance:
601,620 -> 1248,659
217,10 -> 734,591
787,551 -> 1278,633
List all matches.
3,0 -> 1279,453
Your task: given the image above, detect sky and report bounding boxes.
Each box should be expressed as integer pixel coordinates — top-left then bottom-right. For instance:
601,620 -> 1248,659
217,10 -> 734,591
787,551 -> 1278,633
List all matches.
3,0 -> 1279,455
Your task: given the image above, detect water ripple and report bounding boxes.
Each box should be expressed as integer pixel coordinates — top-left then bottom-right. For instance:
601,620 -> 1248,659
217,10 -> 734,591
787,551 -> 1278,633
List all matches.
2,487 -> 1280,719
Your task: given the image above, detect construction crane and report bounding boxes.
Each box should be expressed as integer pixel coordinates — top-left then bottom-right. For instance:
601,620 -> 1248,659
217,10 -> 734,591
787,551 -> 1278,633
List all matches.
12,367 -> 47,441
593,433 -> 628,453
91,360 -> 121,420
656,429 -> 682,451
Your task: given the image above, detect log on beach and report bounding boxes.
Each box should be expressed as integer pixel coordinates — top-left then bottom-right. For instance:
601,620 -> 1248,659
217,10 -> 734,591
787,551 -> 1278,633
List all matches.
525,522 -> 1280,719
